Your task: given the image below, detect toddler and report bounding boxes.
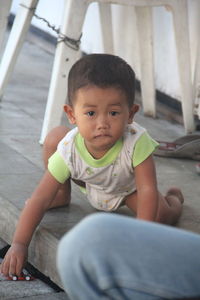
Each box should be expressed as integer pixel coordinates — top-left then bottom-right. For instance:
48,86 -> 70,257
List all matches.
0,54 -> 184,277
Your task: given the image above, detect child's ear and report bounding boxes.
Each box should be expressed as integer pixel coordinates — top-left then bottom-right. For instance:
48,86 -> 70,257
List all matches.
64,104 -> 76,124
128,104 -> 139,124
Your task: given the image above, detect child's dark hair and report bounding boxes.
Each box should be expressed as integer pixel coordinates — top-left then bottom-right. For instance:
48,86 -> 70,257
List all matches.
67,54 -> 135,107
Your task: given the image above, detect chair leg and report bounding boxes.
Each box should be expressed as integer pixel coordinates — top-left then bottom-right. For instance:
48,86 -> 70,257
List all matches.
135,6 -> 156,117
40,0 -> 89,144
171,0 -> 195,132
194,40 -> 200,119
98,3 -> 114,53
0,0 -> 39,100
193,0 -> 200,120
0,0 -> 12,54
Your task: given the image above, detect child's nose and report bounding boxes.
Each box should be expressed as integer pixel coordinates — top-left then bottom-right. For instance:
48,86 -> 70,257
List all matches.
97,115 -> 109,129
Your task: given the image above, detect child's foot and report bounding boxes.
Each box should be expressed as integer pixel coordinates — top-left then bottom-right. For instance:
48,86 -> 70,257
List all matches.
196,163 -> 200,175
166,187 -> 184,204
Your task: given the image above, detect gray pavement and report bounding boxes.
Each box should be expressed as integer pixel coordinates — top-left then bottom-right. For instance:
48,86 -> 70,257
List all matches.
0,29 -> 200,299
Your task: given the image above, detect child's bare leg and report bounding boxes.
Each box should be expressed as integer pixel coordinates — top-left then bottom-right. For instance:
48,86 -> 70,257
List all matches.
125,187 -> 184,225
43,126 -> 71,209
156,187 -> 184,225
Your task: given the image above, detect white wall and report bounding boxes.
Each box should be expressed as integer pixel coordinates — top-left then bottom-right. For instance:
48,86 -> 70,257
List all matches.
10,0 -> 199,102
11,0 -> 64,36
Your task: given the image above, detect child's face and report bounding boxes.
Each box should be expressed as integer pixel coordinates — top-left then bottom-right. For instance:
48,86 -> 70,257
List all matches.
64,86 -> 138,159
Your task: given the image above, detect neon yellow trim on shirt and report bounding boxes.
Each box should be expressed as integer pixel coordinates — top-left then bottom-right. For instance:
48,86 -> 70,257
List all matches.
132,132 -> 159,167
48,151 -> 70,184
75,133 -> 123,167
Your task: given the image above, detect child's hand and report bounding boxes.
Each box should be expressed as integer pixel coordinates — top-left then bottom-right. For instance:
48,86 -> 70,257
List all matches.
0,243 -> 28,276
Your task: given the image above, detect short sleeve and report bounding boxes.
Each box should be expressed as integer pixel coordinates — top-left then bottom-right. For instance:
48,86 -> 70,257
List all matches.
48,151 -> 70,184
132,132 -> 159,167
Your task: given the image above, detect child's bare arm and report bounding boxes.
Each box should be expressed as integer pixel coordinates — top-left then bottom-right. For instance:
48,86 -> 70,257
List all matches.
134,155 -> 159,221
0,170 -> 61,276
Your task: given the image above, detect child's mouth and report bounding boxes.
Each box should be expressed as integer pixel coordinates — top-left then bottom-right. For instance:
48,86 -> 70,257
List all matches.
94,134 -> 111,139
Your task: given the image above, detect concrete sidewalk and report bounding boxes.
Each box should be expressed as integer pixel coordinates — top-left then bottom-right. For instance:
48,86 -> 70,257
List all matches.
0,30 -> 200,299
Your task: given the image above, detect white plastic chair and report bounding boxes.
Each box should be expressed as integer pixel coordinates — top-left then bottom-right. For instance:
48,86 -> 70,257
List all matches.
0,0 -> 12,54
0,0 -> 195,144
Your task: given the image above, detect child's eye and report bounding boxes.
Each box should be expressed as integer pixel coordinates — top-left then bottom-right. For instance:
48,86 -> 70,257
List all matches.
86,111 -> 95,117
110,111 -> 119,116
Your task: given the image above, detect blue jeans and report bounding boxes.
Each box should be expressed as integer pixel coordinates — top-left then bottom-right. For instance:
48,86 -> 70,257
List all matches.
57,213 -> 200,300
